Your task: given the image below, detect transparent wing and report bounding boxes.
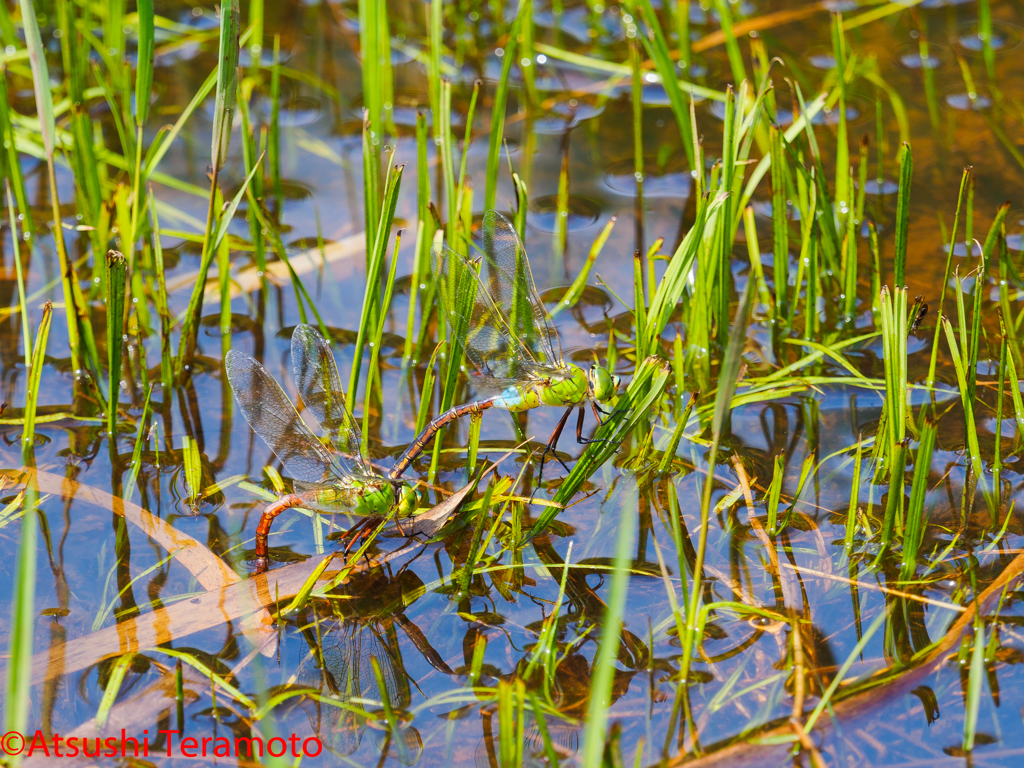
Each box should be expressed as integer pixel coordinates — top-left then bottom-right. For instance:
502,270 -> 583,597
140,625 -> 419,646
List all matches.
479,210 -> 560,364
290,324 -> 370,477
431,210 -> 560,383
225,349 -> 348,486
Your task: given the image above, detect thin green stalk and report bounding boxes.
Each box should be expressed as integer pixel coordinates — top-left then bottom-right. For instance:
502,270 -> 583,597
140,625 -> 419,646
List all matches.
129,0 -> 154,251
963,615 -> 986,752
175,0 -> 240,378
550,215 -> 617,317
106,251 -> 128,437
148,197 -> 173,390
457,80 -> 480,205
346,160 -> 404,415
943,316 -> 985,482
893,143 -> 912,287
712,0 -> 747,86
769,125 -> 789,319
361,229 -> 404,453
21,0 -> 86,374
4,304 -> 50,758
638,0 -> 696,169
901,418 -> 937,581
844,436 -> 863,549
832,12 -> 850,214
270,35 -> 282,199
929,167 -> 966,385
5,181 -> 29,368
484,3 -> 525,211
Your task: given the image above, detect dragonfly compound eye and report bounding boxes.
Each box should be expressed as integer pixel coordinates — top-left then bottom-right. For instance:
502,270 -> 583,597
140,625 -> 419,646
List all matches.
589,366 -> 615,402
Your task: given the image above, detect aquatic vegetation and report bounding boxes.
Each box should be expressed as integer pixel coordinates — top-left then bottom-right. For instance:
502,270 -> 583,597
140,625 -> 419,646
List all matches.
1,1 -> 1024,767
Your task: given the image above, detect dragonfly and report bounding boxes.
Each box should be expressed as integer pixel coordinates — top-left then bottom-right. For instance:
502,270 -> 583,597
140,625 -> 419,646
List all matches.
226,324 -> 416,573
390,209 -> 620,485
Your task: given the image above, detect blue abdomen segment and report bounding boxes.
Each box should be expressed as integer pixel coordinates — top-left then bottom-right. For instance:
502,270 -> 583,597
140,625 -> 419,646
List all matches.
496,386 -> 528,411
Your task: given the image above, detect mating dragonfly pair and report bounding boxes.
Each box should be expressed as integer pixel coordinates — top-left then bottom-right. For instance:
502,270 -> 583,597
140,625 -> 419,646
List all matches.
227,210 -> 621,573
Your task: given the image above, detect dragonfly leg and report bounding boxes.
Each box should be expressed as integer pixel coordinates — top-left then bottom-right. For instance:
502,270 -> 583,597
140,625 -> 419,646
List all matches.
593,400 -> 630,424
532,406 -> 573,500
576,404 -> 622,446
254,493 -> 305,574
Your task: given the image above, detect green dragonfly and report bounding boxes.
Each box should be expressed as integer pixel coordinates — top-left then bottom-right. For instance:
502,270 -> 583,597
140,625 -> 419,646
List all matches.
391,209 -> 620,484
226,324 -> 416,573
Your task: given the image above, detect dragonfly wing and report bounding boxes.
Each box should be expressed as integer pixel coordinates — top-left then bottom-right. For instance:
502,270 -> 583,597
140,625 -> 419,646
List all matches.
432,224 -> 555,383
224,349 -> 346,486
479,210 -> 560,365
290,324 -> 370,477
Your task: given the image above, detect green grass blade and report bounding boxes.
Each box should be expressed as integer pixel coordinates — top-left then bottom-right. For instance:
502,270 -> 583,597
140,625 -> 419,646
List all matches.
5,181 -> 30,368
23,304 -> 51,452
346,161 -> 404,414
96,653 -> 135,728
211,0 -> 241,171
963,615 -> 986,751
484,3 -> 524,211
135,0 -> 154,127
901,417 -> 937,582
105,251 -> 128,436
20,0 -> 56,161
550,216 -> 617,317
212,153 -> 264,252
893,142 -> 912,286
943,316 -> 984,482
144,71 -> 217,182
636,0 -> 695,170
645,193 -> 724,348
3,304 -> 51,750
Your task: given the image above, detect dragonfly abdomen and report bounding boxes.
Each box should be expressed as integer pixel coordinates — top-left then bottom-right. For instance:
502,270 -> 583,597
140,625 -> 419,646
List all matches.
389,396 -> 501,478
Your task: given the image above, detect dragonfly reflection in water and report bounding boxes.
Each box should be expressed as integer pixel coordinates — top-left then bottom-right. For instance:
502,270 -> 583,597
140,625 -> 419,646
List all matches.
391,210 -> 621,486
225,324 -> 417,573
296,567 -> 453,763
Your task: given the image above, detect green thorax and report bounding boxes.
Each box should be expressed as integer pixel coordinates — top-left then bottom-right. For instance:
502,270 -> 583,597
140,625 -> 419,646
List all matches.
308,479 -> 415,517
495,364 -> 590,412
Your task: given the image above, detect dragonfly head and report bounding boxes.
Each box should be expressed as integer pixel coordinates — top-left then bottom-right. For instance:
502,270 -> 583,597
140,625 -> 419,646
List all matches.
588,365 -> 619,403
